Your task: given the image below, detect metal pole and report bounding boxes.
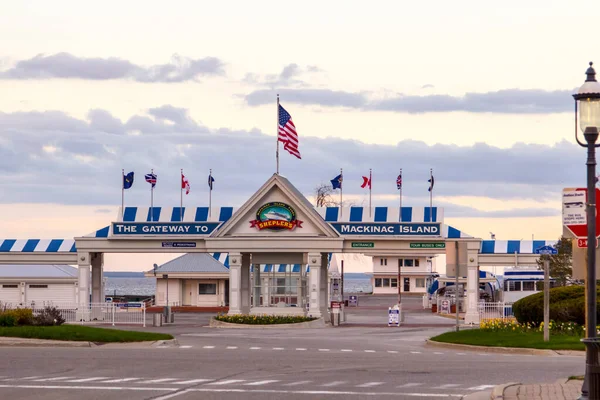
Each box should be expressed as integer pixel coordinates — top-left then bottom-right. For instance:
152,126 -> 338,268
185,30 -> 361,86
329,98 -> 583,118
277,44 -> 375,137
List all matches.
455,240 -> 460,332
341,260 -> 344,302
121,169 -> 125,221
180,169 -> 183,221
399,168 -> 402,220
543,258 -> 550,342
209,169 -> 212,218
150,168 -> 154,222
340,168 -> 343,216
430,168 -> 433,222
397,258 -> 402,306
276,94 -> 280,175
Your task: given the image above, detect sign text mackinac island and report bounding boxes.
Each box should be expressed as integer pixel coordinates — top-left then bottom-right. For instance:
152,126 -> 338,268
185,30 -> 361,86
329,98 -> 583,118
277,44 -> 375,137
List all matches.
331,223 -> 441,236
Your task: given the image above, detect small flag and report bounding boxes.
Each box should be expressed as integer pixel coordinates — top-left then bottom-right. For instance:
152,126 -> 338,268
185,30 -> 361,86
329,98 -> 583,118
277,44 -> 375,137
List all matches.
278,104 -> 301,159
396,174 -> 402,190
145,173 -> 157,188
331,174 -> 343,190
208,174 -> 215,190
182,174 -> 190,195
361,175 -> 371,189
123,171 -> 134,189
428,175 -> 435,192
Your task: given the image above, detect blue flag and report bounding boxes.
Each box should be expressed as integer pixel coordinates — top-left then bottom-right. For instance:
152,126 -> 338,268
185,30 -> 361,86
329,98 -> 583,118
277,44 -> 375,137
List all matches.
123,171 -> 134,189
330,174 -> 343,190
208,174 -> 215,190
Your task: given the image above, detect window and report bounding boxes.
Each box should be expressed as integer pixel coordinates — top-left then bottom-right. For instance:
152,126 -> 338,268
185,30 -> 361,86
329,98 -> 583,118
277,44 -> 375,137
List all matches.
416,278 -> 425,288
415,259 -> 420,267
398,259 -> 403,267
522,281 -> 535,291
383,278 -> 390,287
404,259 -> 414,267
380,258 -> 387,266
2,284 -> 17,288
29,284 -> 48,289
508,281 -> 522,291
391,278 -> 398,288
375,278 -> 382,287
198,283 -> 217,295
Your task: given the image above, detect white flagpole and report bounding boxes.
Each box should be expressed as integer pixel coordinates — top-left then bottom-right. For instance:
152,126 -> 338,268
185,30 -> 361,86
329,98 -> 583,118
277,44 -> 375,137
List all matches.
340,168 -> 343,218
369,168 -> 372,217
150,168 -> 154,222
180,169 -> 183,222
399,168 -> 403,220
429,168 -> 433,222
209,169 -> 213,218
276,94 -> 280,175
121,169 -> 125,221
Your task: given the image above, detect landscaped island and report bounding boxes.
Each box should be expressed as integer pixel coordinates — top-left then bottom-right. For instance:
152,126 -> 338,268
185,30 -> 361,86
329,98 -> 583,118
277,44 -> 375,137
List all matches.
0,325 -> 173,343
214,314 -> 317,325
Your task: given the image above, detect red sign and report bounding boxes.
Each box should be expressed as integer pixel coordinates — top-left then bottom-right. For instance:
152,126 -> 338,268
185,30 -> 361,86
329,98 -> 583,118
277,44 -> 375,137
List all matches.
564,188 -> 600,239
577,238 -> 599,248
249,219 -> 303,230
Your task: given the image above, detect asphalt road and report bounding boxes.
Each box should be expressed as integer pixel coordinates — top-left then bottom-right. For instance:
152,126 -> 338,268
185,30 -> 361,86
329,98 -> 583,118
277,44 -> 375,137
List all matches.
0,297 -> 586,399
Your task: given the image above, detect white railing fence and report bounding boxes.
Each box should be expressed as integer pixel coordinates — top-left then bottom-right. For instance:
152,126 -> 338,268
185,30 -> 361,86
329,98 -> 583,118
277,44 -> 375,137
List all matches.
3,302 -> 146,327
478,301 -> 515,322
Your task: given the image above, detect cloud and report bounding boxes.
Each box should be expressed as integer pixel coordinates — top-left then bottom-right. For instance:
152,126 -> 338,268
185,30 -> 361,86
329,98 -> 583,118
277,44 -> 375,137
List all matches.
0,106 -> 584,218
244,64 -> 325,88
0,53 -> 225,83
245,88 -> 573,114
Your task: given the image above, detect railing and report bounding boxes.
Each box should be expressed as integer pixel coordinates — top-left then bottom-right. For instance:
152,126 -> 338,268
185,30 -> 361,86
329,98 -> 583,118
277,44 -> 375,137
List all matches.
478,301 -> 514,322
435,296 -> 466,313
4,302 -> 146,327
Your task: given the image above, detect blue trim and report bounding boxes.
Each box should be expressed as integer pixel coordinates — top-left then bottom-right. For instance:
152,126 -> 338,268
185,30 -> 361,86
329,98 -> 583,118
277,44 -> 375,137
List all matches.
533,240 -> 547,252
325,207 -> 339,222
264,264 -> 272,272
278,264 -> 286,273
171,207 -> 185,222
223,256 -> 229,268
481,241 -> 495,254
432,207 -> 438,222
374,207 -> 387,222
401,207 -> 412,222
212,253 -> 221,262
195,207 -> 209,222
0,240 -> 15,252
507,240 -> 521,254
505,271 -> 544,276
70,242 -> 77,252
123,207 -> 137,222
447,226 -> 461,239
147,207 -> 161,222
349,207 -> 363,222
96,226 -> 110,238
22,239 -> 40,252
219,207 -> 234,222
46,239 -> 63,252
292,264 -> 300,273
424,207 -> 432,222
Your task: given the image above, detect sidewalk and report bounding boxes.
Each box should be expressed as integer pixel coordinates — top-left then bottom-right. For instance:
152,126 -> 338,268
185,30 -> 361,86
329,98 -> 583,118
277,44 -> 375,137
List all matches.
496,379 -> 583,400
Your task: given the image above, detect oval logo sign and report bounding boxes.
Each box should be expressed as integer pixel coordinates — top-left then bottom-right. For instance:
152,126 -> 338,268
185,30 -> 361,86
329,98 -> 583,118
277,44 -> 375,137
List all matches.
250,202 -> 303,231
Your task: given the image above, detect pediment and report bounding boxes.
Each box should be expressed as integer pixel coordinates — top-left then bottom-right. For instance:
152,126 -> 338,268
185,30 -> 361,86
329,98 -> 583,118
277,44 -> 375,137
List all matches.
212,174 -> 339,238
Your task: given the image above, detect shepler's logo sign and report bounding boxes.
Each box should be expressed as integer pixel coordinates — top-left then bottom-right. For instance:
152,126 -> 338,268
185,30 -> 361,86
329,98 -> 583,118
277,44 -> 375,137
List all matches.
250,202 -> 303,231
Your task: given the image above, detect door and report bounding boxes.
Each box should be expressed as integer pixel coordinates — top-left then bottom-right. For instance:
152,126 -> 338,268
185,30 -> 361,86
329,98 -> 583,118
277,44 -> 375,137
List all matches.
224,280 -> 229,306
183,281 -> 192,306
403,278 -> 410,292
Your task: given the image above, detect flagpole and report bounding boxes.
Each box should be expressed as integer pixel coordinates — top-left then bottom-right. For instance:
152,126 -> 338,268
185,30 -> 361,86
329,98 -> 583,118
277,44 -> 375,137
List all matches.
429,168 -> 433,222
150,168 -> 154,222
399,168 -> 403,220
209,169 -> 213,218
121,169 -> 125,221
180,169 -> 183,222
340,168 -> 343,217
276,94 -> 280,175
369,168 -> 372,217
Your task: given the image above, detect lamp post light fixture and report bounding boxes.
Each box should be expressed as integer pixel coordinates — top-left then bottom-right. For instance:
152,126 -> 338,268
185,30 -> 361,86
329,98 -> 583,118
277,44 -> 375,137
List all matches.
574,62 -> 600,400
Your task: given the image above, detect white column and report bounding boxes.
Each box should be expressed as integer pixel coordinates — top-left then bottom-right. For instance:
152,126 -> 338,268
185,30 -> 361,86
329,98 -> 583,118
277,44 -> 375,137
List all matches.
464,242 -> 481,325
253,264 -> 261,308
241,254 -> 251,314
91,253 -> 103,304
77,252 -> 91,321
228,253 -> 242,315
308,253 -> 322,318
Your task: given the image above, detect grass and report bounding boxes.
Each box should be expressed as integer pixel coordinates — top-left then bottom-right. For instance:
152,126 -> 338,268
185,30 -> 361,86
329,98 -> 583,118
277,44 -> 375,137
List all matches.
0,325 -> 173,343
431,329 -> 585,351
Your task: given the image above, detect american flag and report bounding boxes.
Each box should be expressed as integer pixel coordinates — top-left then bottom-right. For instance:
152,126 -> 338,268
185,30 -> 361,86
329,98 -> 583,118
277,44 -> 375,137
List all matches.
145,173 -> 157,188
396,174 -> 402,190
278,104 -> 301,159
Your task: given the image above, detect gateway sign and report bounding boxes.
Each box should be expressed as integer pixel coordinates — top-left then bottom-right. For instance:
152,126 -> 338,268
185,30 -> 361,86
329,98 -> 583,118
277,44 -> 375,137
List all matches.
112,222 -> 220,236
331,223 -> 441,236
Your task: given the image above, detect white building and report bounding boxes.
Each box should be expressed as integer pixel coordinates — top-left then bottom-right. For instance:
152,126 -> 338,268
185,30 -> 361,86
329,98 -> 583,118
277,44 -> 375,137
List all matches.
371,256 -> 435,295
0,264 -> 78,307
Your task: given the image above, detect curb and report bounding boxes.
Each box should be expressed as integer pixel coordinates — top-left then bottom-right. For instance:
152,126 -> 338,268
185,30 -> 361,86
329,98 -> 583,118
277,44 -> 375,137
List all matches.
491,382 -> 521,399
0,337 -> 92,347
425,340 -> 586,356
209,317 -> 328,329
153,339 -> 179,347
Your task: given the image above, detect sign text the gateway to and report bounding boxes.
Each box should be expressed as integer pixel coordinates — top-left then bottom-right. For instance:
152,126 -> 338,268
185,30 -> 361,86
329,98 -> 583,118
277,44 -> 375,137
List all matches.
331,223 -> 441,236
112,222 -> 220,236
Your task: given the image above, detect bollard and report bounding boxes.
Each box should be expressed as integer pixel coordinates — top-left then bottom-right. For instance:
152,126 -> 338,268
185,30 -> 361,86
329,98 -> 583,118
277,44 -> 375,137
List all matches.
332,306 -> 340,327
153,313 -> 162,327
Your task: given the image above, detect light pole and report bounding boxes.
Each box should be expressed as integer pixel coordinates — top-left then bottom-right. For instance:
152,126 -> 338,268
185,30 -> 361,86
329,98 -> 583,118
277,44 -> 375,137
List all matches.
574,62 -> 600,400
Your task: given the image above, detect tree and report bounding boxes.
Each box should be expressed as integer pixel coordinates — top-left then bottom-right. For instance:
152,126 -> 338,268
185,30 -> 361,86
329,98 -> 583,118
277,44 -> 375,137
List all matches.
313,183 -> 359,207
536,236 -> 572,286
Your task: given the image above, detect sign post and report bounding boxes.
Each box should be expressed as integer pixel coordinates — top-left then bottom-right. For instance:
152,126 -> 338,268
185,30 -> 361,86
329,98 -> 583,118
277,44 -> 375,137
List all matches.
535,245 -> 558,342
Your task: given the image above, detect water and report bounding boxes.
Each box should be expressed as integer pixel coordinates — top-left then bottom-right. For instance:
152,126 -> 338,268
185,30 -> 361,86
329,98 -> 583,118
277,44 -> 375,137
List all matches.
104,277 -> 372,296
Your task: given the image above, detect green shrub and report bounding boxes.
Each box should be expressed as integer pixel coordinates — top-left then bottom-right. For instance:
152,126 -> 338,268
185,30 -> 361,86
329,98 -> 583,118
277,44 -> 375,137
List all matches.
214,314 -> 317,325
513,285 -> 600,326
33,306 -> 65,326
9,309 -> 33,326
0,313 -> 17,327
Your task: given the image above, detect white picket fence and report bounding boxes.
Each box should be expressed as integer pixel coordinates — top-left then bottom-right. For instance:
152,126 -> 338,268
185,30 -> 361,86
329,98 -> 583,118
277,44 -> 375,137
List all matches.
4,302 -> 147,327
478,301 -> 515,322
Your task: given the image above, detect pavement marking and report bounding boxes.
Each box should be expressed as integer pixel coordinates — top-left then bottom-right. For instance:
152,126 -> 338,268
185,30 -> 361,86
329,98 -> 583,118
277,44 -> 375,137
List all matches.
468,385 -> 496,391
0,384 -> 175,392
202,346 -> 215,349
434,384 -> 461,389
387,351 -> 398,354
179,346 -> 192,349
477,353 -> 488,356
318,349 -> 330,352
173,379 -> 213,385
273,347 -> 285,350
364,350 -> 376,353
296,348 -> 307,351
34,377 -> 76,382
357,382 -> 384,387
207,379 -> 246,385
152,390 -> 192,400
341,349 -> 353,352
397,383 -> 422,388
249,347 -> 261,350
226,346 -> 238,350
456,353 -> 466,355
244,380 -> 280,386
283,380 -> 312,386
66,377 -> 110,383
101,378 -> 143,383
410,351 -> 421,354
138,378 -> 179,384
321,381 -> 346,387
17,376 -> 43,380
433,352 -> 444,355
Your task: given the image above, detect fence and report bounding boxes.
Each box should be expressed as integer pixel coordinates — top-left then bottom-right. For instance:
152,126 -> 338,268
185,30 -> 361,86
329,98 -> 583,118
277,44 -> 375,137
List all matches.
478,301 -> 514,322
4,302 -> 147,327
435,296 -> 466,314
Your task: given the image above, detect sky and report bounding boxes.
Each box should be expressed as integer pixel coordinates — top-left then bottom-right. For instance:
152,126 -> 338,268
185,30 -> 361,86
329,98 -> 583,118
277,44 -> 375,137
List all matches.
0,0 -> 598,272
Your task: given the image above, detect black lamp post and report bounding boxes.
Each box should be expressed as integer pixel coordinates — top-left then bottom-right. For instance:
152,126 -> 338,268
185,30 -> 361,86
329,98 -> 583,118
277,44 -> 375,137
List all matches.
574,62 -> 600,400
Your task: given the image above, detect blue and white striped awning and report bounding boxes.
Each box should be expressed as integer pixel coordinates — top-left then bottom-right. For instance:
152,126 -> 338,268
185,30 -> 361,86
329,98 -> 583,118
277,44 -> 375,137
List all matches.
480,240 -> 556,254
211,252 -> 229,268
314,207 -> 442,223
250,264 -> 305,273
0,239 -> 76,253
118,207 -> 236,223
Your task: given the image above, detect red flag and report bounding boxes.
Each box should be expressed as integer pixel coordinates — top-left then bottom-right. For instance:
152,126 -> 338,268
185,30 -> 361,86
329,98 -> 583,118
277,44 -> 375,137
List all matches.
182,174 -> 190,195
361,176 -> 371,189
